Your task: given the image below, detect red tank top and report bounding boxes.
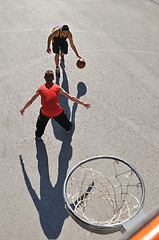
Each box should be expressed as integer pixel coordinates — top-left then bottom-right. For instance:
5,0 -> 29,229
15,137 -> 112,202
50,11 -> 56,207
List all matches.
38,83 -> 63,117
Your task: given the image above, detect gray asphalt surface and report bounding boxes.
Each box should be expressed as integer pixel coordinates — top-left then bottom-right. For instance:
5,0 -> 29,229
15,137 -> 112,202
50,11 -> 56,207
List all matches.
1,0 -> 159,239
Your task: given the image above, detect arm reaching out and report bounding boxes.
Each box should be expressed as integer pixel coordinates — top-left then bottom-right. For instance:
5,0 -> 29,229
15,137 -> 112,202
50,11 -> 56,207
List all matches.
60,87 -> 91,109
68,32 -> 81,59
20,91 -> 40,115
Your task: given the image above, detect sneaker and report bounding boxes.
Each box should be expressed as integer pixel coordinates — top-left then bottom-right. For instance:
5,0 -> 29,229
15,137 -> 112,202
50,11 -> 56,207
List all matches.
60,49 -> 64,58
56,67 -> 60,73
36,137 -> 41,139
56,67 -> 60,77
35,135 -> 41,139
35,131 -> 41,139
66,129 -> 71,134
66,124 -> 72,134
61,52 -> 64,58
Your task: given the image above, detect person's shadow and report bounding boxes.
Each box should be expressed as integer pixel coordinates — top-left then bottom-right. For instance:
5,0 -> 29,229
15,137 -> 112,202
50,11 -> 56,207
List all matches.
19,139 -> 68,239
19,58 -> 87,239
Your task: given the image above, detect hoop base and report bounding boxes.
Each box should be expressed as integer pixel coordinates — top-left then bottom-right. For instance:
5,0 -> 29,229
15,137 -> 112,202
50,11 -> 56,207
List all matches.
121,210 -> 146,233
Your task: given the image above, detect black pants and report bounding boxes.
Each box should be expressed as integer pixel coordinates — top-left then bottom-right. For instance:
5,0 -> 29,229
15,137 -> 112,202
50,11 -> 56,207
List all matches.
35,110 -> 72,138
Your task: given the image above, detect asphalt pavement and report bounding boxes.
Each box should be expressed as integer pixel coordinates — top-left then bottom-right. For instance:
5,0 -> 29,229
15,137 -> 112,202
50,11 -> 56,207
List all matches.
0,0 -> 159,239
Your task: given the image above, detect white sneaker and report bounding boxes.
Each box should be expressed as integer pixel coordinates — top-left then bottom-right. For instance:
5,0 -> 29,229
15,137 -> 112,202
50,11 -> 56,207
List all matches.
56,67 -> 60,73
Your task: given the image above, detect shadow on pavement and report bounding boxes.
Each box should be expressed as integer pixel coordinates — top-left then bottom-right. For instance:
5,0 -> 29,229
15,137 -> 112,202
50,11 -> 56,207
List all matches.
19,137 -> 69,239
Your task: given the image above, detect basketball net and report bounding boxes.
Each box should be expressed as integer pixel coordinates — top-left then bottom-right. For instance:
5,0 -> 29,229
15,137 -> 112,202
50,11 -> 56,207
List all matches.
66,159 -> 144,227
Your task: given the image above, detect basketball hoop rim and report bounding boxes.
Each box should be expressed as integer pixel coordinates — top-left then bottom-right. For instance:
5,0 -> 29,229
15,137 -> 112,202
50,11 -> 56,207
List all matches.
63,156 -> 145,234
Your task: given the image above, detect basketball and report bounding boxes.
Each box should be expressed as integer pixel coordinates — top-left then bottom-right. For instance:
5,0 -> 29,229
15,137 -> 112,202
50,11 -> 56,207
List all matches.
76,59 -> 86,69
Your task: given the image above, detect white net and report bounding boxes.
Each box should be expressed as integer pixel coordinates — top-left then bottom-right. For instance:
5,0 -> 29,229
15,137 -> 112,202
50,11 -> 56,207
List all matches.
66,158 -> 144,226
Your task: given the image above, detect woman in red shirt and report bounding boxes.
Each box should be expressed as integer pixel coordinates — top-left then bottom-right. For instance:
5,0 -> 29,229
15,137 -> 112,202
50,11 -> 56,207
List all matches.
20,70 -> 90,138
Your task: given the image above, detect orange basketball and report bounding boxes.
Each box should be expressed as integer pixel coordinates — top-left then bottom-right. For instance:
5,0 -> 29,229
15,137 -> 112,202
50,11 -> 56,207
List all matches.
76,59 -> 86,69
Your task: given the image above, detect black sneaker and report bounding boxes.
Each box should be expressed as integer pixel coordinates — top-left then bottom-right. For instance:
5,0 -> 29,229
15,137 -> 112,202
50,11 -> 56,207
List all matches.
56,67 -> 60,77
35,131 -> 41,139
66,124 -> 72,134
36,136 -> 41,139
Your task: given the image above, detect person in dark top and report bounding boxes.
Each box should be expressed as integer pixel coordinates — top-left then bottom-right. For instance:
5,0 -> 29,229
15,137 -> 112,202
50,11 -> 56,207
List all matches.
46,25 -> 82,75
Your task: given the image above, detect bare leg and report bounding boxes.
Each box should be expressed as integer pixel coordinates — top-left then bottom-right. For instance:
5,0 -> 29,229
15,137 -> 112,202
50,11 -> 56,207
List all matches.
55,53 -> 60,67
